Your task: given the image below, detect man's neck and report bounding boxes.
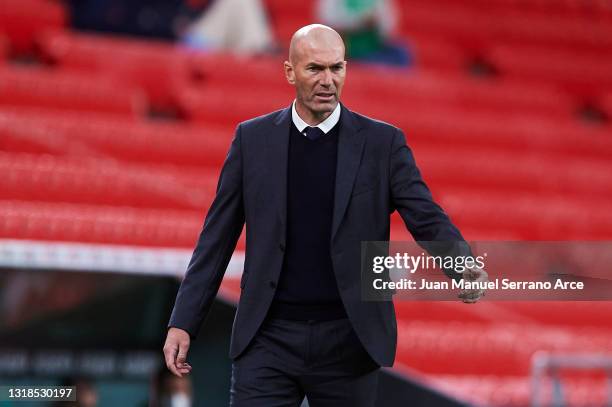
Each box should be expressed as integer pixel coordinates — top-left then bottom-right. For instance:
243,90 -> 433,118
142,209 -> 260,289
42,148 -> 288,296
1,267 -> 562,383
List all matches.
295,100 -> 333,126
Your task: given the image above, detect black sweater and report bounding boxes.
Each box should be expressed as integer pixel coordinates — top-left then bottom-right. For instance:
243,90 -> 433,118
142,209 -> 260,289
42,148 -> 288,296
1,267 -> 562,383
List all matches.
269,121 -> 347,321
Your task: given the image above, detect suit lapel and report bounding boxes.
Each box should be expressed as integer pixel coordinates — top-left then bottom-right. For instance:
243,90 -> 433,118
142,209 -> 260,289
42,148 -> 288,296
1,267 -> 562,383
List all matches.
269,106 -> 292,235
331,104 -> 365,241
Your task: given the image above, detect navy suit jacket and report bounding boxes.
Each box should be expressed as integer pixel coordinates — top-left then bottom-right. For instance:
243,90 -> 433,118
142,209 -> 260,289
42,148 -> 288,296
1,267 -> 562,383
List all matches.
168,103 -> 466,367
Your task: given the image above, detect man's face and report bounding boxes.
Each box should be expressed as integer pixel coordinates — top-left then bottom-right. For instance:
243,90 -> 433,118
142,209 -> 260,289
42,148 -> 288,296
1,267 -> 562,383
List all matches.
285,41 -> 346,117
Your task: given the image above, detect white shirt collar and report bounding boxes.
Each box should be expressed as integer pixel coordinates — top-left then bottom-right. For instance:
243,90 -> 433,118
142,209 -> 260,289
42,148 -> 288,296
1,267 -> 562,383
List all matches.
291,99 -> 341,135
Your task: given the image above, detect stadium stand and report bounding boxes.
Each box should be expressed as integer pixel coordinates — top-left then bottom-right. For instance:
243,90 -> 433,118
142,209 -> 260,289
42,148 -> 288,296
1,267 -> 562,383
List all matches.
1,0 -> 611,405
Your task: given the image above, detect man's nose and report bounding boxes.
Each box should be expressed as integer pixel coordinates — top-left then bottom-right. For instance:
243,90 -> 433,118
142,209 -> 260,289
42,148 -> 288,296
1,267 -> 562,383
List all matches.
320,69 -> 333,86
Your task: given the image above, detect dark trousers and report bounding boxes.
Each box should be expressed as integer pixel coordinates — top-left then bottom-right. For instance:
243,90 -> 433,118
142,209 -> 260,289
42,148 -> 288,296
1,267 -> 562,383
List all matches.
230,316 -> 381,407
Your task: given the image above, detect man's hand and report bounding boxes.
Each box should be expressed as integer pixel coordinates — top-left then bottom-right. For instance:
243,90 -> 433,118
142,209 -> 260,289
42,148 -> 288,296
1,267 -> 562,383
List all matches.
458,267 -> 488,304
163,327 -> 193,377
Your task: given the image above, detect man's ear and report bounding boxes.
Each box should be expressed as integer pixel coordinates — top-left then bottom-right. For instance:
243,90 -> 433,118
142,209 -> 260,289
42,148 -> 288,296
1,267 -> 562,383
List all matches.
284,61 -> 295,85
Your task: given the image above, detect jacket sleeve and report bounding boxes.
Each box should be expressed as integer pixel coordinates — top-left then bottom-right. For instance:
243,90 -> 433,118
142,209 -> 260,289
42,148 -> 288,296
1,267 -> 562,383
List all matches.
167,124 -> 245,338
389,128 -> 470,280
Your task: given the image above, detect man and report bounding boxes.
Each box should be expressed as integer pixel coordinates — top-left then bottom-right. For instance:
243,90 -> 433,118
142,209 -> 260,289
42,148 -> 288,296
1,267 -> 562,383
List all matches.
164,24 -> 486,406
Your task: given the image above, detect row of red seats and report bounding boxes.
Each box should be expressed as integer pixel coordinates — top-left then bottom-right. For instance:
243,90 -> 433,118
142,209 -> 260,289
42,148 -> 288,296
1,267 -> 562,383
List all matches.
429,373 -> 612,407
436,188 -> 612,240
496,302 -> 612,328
3,107 -> 606,198
4,130 -> 610,242
0,152 -> 217,211
5,123 -> 610,242
177,84 -> 612,160
5,153 -> 611,242
0,109 -> 233,168
396,320 -> 612,375
1,60 -> 608,164
414,147 -> 612,199
399,1 -> 612,52
389,186 -> 612,240
0,65 -> 145,117
487,43 -> 612,98
4,150 -> 610,244
406,32 -> 612,100
353,103 -> 612,160
194,61 -> 578,119
0,200 -> 246,250
12,191 -> 605,273
38,30 -> 196,108
394,301 -> 612,329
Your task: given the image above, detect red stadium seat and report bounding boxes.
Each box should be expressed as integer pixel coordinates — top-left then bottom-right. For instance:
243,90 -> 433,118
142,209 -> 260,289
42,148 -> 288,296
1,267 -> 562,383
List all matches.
38,30 -> 198,109
177,84 -> 294,124
405,34 -> 469,72
0,0 -> 67,55
0,66 -> 146,116
487,44 -> 612,96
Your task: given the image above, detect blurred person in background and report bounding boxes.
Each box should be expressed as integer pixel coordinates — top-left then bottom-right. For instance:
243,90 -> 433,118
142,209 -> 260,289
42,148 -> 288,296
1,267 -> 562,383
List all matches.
68,0 -> 210,40
317,0 -> 411,66
148,367 -> 193,407
181,0 -> 275,54
164,24 -> 485,406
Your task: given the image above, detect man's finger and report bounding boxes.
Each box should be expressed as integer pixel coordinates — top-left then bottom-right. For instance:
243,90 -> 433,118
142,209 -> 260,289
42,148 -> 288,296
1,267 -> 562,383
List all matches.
175,340 -> 190,370
177,364 -> 192,375
176,347 -> 188,363
163,344 -> 182,377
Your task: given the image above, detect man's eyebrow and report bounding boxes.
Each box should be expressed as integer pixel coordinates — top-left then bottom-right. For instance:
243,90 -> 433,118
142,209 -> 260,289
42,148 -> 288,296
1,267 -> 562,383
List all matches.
305,62 -> 324,68
306,62 -> 345,68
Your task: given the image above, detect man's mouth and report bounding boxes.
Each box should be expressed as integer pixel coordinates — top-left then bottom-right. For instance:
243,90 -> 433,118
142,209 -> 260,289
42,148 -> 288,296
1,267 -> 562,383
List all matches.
314,92 -> 335,101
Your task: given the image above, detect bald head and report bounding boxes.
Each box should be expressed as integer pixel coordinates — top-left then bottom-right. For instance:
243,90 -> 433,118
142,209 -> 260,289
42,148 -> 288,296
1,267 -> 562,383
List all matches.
289,24 -> 345,65
284,24 -> 347,125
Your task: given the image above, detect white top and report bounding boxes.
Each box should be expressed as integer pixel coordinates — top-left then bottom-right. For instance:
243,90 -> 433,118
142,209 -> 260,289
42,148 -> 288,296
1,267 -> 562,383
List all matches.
291,99 -> 341,136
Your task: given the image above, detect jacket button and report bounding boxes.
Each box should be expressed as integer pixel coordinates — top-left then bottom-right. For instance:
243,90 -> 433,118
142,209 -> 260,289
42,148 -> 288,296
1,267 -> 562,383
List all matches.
269,281 -> 276,288
279,243 -> 285,252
